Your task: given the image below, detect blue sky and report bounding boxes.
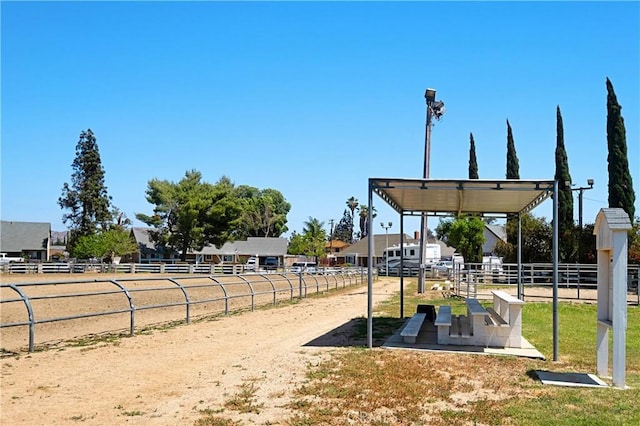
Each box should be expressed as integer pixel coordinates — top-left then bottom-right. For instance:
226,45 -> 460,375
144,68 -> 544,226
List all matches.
1,1 -> 639,239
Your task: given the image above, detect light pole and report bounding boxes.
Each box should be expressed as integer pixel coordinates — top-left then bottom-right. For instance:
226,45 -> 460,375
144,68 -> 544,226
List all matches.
381,221 -> 392,276
566,179 -> 594,262
418,88 -> 445,293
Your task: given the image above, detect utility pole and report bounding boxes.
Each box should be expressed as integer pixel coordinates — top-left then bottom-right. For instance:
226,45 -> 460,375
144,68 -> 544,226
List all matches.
328,219 -> 335,266
567,179 -> 594,262
417,88 -> 445,293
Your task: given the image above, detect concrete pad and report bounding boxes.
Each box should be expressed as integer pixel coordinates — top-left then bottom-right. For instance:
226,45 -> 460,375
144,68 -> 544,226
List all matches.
534,370 -> 607,388
382,319 -> 546,360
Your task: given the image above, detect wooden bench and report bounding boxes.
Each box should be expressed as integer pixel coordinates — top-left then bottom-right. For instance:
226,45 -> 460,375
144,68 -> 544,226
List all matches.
400,313 -> 427,344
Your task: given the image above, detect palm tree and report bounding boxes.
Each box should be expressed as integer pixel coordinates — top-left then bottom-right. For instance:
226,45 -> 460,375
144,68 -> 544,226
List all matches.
358,205 -> 378,238
303,217 -> 327,263
346,197 -> 359,243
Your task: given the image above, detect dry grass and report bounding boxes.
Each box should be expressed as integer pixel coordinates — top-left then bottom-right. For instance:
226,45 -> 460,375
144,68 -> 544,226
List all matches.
288,349 -> 547,425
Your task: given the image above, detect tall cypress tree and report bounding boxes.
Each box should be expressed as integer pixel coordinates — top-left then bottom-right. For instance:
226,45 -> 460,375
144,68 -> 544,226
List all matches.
506,120 -> 520,179
468,132 -> 479,179
606,77 -> 635,220
59,129 -> 113,252
554,106 -> 574,261
505,120 -> 520,245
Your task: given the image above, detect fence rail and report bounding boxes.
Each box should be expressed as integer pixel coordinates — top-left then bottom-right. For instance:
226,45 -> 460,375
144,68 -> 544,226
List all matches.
452,263 -> 639,303
0,269 -> 367,353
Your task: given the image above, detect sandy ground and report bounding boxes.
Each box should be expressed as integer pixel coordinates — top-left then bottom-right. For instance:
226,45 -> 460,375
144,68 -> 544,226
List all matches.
1,273 -> 637,425
1,274 -> 399,425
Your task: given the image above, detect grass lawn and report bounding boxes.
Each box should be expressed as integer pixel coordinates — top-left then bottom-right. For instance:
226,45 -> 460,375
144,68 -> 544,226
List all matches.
289,279 -> 640,425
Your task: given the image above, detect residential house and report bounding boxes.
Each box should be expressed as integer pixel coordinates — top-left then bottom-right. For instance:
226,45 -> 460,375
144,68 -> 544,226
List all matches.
0,220 -> 51,261
128,227 -> 288,265
195,237 -> 288,266
128,227 -> 180,263
483,224 -> 507,255
324,239 -> 350,266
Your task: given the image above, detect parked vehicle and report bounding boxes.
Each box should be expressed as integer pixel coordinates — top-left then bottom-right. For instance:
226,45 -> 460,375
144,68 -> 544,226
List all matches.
245,256 -> 279,271
0,253 -> 24,265
245,256 -> 258,271
291,262 -> 317,274
433,261 -> 453,273
378,259 -> 421,276
382,243 -> 441,266
264,256 -> 279,271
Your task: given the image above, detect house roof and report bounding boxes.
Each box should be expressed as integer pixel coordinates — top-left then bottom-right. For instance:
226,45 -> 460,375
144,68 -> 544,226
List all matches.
325,240 -> 349,249
1,220 -> 51,252
371,178 -> 554,217
485,224 -> 507,241
130,227 -> 287,256
197,237 -> 288,256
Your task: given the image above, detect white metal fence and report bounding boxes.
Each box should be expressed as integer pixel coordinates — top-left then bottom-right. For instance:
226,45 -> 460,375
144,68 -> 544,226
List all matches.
1,269 -> 368,353
452,263 -> 639,303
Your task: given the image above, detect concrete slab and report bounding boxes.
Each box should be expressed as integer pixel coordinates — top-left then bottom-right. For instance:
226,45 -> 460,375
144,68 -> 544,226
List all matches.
534,370 -> 607,388
382,319 -> 546,360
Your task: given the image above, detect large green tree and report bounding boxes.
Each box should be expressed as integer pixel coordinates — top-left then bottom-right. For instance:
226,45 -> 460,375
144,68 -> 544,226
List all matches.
73,228 -> 137,262
136,171 -> 242,261
468,132 -> 479,179
234,186 -> 290,238
554,106 -> 575,262
494,213 -> 553,263
59,129 -> 113,255
435,215 -> 485,264
606,77 -> 635,221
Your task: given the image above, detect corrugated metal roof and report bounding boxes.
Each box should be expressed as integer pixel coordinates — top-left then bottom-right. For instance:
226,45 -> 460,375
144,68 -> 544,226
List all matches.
371,178 -> 554,216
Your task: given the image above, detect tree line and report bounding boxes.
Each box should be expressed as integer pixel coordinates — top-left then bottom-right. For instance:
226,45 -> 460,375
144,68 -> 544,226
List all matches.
59,131 -> 291,261
436,78 -> 638,264
59,78 -> 637,264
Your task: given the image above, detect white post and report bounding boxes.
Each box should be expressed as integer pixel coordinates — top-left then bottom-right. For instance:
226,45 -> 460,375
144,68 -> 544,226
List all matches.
594,208 -> 631,389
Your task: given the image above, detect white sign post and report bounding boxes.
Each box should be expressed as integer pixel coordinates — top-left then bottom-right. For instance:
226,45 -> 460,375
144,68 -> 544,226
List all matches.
594,208 -> 631,389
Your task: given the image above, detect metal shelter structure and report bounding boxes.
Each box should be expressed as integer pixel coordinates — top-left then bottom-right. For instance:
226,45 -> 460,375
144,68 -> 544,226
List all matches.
366,178 -> 562,360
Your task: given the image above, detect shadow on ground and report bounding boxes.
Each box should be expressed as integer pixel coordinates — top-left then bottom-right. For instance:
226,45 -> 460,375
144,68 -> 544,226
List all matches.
304,316 -> 406,348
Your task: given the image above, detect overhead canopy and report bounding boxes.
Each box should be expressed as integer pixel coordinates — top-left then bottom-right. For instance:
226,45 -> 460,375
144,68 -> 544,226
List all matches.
367,176 -> 561,361
370,178 -> 555,216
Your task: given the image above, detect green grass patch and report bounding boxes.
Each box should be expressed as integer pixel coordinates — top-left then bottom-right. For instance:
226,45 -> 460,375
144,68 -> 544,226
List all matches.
288,279 -> 640,424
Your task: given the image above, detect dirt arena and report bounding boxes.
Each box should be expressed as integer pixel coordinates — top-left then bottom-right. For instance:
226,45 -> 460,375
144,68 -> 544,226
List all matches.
1,273 -> 400,425
1,273 -> 636,425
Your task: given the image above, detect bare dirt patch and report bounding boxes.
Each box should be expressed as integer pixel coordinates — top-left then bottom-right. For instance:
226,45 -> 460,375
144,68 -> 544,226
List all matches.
1,274 -> 399,425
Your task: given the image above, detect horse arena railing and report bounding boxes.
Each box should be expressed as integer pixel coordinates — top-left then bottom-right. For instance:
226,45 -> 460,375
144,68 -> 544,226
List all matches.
1,269 -> 367,353
450,263 -> 639,304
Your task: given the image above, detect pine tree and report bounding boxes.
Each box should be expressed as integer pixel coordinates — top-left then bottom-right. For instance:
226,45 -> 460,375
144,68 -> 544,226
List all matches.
59,129 -> 113,252
506,120 -> 520,179
333,209 -> 354,243
554,106 -> 575,262
468,132 -> 479,179
606,77 -> 635,220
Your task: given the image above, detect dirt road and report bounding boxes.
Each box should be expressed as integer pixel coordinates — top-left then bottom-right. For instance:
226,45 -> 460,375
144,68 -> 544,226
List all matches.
1,276 -> 399,425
